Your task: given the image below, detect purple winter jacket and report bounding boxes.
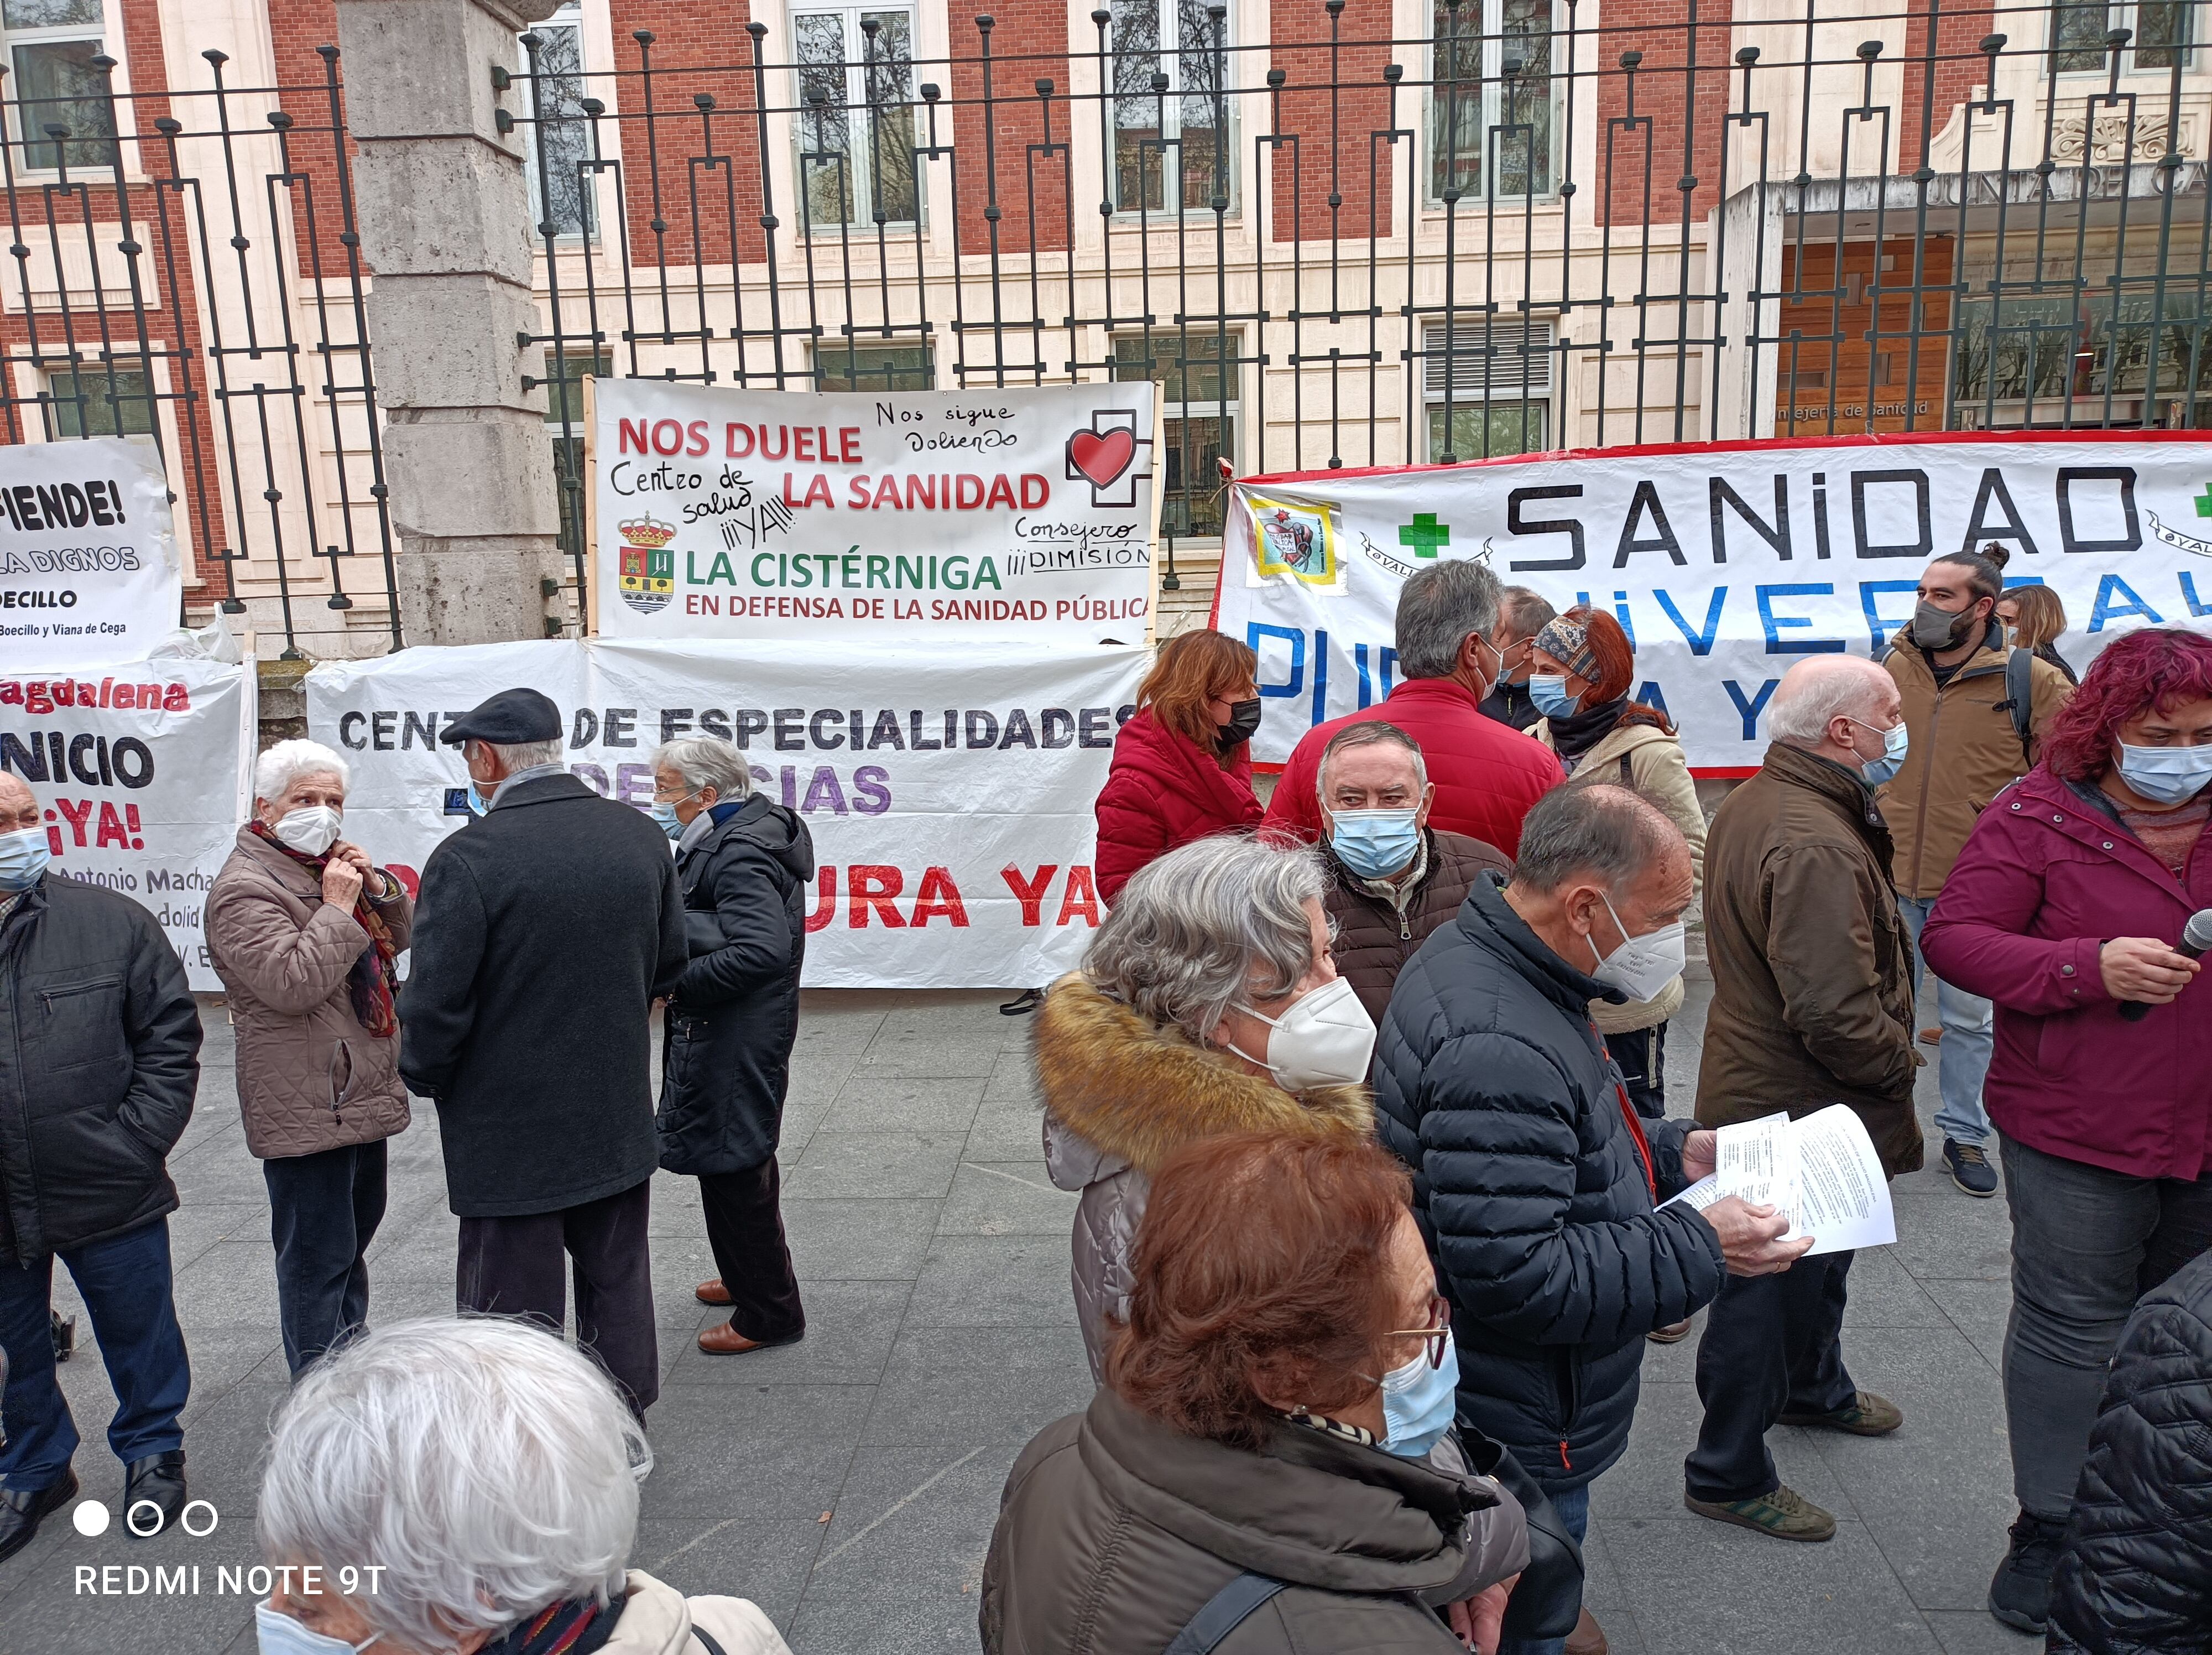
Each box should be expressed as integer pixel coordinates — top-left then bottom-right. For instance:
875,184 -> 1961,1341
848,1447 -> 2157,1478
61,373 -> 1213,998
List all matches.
1920,764 -> 2212,1181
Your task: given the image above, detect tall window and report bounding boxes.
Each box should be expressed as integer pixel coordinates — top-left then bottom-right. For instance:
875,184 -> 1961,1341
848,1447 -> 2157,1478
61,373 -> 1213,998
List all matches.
543,350 -> 609,558
2052,0 -> 2192,70
1430,0 -> 1556,201
1422,320 -> 1553,460
1109,0 -> 1234,215
814,340 -> 933,391
794,4 -> 921,232
1113,331 -> 1237,537
43,360 -> 149,439
521,4 -> 596,240
4,0 -> 118,173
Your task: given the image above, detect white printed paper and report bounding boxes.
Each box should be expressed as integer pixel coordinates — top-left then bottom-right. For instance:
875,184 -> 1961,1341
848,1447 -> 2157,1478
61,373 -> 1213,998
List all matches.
1658,1105 -> 1895,1256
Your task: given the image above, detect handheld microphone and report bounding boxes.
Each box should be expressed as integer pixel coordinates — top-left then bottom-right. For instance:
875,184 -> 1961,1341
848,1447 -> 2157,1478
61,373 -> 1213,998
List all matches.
2118,908 -> 2212,1022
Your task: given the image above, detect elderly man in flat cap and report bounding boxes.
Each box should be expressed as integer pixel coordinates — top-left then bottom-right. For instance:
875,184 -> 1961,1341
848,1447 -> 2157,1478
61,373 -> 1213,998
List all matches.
398,688 -> 686,1420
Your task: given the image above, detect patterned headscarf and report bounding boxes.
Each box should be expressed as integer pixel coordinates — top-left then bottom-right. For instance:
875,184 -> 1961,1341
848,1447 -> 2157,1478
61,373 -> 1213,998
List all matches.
1531,614 -> 1600,683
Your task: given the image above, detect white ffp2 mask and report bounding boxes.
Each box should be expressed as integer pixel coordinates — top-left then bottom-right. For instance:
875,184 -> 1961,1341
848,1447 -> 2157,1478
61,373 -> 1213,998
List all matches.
1228,976 -> 1378,1090
1588,891 -> 1687,1005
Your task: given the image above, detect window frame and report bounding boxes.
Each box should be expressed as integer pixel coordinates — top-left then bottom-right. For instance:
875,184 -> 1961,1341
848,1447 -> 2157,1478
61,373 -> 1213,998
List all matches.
1419,318 -> 1556,461
2,0 -> 126,179
2048,0 -> 2194,74
811,339 -> 935,392
790,0 -> 925,238
519,2 -> 598,243
1112,329 -> 1240,540
1425,0 -> 1563,207
39,352 -> 152,441
1107,0 -> 1241,222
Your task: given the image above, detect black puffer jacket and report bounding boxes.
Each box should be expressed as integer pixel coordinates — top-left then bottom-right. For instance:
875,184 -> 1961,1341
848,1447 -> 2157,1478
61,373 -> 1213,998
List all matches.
2048,1249 -> 2212,1654
0,875 -> 201,1265
1373,873 -> 1724,1489
659,796 -> 813,1177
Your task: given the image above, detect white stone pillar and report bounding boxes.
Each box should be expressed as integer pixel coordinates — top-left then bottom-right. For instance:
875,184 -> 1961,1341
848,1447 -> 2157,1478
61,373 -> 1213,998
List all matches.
336,0 -> 564,645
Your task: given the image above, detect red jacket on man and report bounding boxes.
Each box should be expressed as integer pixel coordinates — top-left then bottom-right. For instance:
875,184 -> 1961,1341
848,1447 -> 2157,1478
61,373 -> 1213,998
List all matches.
1921,764 -> 2212,1181
1261,678 -> 1564,857
1093,708 -> 1264,904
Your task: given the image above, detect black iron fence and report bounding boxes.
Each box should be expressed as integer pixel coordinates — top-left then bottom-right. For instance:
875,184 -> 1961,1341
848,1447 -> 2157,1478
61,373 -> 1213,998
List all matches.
516,0 -> 2212,594
0,44 -> 396,654
13,3 -> 2205,653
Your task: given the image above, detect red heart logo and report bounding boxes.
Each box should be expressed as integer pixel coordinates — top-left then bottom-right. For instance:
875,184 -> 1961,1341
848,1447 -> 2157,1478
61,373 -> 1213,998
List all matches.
1068,428 -> 1135,490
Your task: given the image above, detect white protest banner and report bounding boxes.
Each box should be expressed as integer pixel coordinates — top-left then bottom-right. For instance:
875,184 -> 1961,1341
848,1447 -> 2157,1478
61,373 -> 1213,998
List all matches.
305,638 -> 1149,989
0,653 -> 255,991
0,436 -> 182,665
588,378 -> 1157,644
1213,431 -> 2212,772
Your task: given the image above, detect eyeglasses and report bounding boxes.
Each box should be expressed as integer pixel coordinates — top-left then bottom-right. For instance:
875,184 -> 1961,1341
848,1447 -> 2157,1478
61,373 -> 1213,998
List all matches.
1383,1293 -> 1452,1370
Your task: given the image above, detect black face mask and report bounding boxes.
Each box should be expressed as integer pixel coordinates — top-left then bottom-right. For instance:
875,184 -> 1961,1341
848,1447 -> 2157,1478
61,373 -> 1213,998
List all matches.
1217,698 -> 1262,752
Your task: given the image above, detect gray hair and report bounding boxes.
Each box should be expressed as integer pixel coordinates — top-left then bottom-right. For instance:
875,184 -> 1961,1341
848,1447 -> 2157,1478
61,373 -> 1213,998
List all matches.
650,734 -> 754,801
479,736 -> 565,772
1512,782 -> 1684,895
1498,585 -> 1557,641
1766,655 -> 1893,747
258,1317 -> 646,1651
1395,558 -> 1503,679
1082,834 -> 1327,1042
1316,720 -> 1427,804
253,738 -> 349,805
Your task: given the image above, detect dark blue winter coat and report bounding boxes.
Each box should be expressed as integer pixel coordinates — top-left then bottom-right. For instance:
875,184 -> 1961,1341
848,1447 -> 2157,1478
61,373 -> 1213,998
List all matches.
1373,873 -> 1724,1490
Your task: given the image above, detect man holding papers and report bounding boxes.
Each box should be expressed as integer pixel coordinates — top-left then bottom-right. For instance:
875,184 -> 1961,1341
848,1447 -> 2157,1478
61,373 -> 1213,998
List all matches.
1689,657 -> 1926,1543
1376,783 -> 1809,1655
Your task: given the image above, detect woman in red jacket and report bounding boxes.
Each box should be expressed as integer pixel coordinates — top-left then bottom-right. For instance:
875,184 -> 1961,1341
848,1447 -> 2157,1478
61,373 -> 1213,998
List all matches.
1920,626 -> 2212,1637
1094,630 -> 1264,904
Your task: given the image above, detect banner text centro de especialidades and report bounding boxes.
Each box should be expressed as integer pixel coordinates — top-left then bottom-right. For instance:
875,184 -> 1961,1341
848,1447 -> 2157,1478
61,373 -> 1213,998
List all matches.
1212,431 -> 2212,772
306,639 -> 1148,990
0,435 -> 184,667
589,378 -> 1157,644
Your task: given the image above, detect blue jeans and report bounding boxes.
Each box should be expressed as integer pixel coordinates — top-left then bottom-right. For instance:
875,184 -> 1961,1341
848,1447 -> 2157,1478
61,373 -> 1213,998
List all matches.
0,1218 -> 191,1491
1496,1479 -> 1590,1655
1896,894 -> 1993,1147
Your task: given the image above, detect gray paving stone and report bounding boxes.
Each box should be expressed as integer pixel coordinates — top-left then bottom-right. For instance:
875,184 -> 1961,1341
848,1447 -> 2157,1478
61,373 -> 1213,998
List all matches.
785,1131 -> 967,1200
632,1515 -> 823,1632
860,1323 -> 1096,1446
639,1384 -> 871,1519
782,1198 -> 942,1281
821,1074 -> 986,1136
933,1160 -> 1077,1236
907,1235 -> 1080,1327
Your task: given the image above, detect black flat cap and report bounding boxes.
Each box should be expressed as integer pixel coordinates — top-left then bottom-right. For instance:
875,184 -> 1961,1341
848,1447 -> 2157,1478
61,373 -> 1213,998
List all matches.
440,688 -> 562,746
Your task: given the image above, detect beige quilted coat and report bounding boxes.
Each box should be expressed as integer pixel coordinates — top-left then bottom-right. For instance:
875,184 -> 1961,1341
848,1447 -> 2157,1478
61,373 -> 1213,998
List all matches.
205,826 -> 412,1160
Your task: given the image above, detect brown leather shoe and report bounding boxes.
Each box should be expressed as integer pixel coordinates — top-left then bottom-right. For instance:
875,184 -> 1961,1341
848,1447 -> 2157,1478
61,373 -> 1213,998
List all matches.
697,1321 -> 803,1355
1919,1027 -> 1942,1045
695,1278 -> 732,1305
1564,1608 -> 1608,1655
1647,1319 -> 1692,1344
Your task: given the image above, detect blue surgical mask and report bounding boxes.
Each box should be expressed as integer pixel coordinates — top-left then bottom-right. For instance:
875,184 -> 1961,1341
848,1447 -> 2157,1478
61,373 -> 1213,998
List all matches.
1530,674 -> 1579,719
0,826 -> 50,892
1850,717 -> 1911,787
2116,741 -> 2212,807
1376,1330 -> 1461,1459
1329,808 -> 1421,880
254,1600 -> 380,1655
465,782 -> 491,817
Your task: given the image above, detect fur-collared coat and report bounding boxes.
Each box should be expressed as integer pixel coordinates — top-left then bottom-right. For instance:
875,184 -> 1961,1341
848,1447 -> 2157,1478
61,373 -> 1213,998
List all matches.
1035,974 -> 1375,1379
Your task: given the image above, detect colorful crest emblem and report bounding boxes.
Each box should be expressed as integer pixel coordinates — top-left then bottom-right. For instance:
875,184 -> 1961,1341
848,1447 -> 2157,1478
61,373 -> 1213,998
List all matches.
617,515 -> 676,613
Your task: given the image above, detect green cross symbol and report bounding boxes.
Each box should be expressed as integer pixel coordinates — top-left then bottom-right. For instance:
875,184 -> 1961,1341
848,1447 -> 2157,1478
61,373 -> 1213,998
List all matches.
2195,484 -> 2212,518
1399,512 -> 1451,558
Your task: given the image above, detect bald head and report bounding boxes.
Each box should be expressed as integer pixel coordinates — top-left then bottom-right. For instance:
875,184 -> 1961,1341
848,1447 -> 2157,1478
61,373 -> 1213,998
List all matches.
1767,655 -> 1903,771
0,772 -> 37,831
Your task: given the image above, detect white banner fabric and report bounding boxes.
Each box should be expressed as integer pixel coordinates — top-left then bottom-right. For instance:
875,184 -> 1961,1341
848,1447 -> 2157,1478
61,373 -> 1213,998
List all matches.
0,436 -> 182,665
305,638 -> 1148,989
588,378 -> 1157,645
1,654 -> 255,991
1212,432 -> 2212,772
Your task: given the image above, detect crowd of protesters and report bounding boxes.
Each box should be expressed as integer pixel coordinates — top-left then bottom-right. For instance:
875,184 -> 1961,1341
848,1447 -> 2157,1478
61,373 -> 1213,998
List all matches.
3,542 -> 2211,1654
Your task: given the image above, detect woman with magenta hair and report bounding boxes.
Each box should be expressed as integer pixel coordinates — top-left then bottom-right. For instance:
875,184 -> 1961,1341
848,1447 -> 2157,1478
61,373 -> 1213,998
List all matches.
1921,626 -> 2212,1637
